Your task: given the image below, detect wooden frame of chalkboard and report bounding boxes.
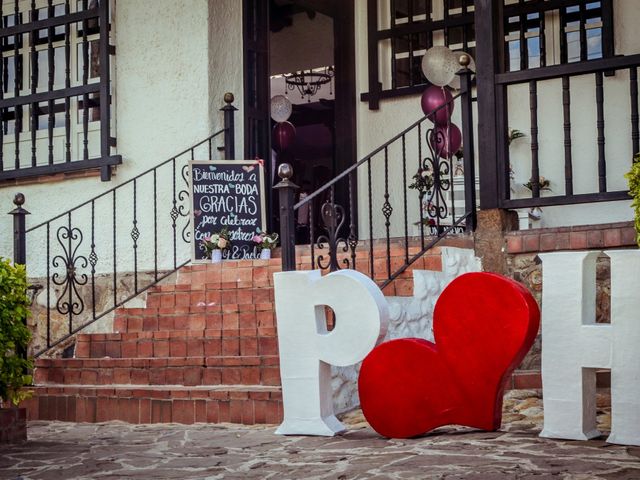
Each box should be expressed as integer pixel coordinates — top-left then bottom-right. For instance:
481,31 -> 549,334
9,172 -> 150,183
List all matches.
188,160 -> 268,263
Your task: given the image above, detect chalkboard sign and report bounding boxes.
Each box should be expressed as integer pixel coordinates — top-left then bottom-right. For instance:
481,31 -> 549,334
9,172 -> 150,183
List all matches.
189,160 -> 267,262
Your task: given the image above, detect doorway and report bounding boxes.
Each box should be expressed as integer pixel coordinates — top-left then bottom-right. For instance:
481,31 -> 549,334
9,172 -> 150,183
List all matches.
243,0 -> 356,234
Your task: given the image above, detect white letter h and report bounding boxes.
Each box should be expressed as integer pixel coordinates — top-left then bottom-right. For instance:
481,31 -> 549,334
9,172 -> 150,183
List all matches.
539,250 -> 640,446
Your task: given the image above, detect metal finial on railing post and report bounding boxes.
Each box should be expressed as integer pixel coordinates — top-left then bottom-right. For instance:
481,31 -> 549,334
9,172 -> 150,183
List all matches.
8,193 -> 29,266
273,163 -> 299,271
221,92 -> 237,160
457,54 -> 477,232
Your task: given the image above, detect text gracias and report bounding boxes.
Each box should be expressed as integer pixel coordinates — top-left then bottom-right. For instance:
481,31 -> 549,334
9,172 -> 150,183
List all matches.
193,169 -> 260,242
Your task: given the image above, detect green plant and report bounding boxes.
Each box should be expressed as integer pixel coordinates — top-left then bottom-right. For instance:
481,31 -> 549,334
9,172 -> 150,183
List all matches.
0,258 -> 33,407
508,128 -> 525,146
625,153 -> 640,247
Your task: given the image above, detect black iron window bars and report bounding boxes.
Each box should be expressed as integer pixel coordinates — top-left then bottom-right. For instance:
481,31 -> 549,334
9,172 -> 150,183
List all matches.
363,0 -> 475,109
364,0 -> 613,109
0,0 -> 119,182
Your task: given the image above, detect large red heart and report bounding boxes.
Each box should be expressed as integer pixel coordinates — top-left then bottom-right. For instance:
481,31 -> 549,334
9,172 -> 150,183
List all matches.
358,272 -> 540,438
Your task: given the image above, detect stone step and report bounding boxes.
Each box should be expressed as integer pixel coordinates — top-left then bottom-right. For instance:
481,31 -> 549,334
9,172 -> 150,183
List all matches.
22,385 -> 283,425
75,332 -> 278,358
35,356 -> 281,387
113,306 -> 275,333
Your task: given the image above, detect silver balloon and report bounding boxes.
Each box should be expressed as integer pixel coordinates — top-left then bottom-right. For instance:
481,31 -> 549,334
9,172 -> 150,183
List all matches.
448,52 -> 476,90
270,95 -> 292,123
421,46 -> 459,87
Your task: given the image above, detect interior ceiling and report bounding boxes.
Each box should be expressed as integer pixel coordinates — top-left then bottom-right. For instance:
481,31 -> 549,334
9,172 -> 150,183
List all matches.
270,0 -> 315,32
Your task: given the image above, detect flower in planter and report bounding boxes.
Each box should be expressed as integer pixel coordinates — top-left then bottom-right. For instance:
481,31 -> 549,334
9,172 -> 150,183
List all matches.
523,176 -> 552,192
201,228 -> 231,259
252,231 -> 279,251
408,167 -> 434,194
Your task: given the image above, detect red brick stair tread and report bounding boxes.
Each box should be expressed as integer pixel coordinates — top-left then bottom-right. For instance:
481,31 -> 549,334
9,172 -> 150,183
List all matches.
37,355 -> 279,368
24,385 -> 283,424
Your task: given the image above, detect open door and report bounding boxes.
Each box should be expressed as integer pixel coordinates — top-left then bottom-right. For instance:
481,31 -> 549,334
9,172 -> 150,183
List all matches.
243,0 -> 356,234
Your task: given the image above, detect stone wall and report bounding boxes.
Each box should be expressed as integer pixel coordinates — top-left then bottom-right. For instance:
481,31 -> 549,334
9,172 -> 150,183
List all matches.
28,271 -> 173,358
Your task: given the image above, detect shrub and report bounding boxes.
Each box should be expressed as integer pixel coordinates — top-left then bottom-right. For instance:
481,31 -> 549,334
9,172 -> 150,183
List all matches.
626,153 -> 640,248
0,258 -> 33,407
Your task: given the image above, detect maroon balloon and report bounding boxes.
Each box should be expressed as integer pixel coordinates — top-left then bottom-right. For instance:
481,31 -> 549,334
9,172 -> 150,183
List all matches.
421,86 -> 454,126
429,123 -> 462,159
272,121 -> 296,152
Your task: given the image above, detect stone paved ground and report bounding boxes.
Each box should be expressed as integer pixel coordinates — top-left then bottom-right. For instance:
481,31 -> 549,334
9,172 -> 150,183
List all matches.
2,390 -> 640,480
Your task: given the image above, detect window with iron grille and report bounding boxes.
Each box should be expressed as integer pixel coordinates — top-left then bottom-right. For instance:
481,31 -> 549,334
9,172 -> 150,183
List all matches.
0,0 -> 119,182
503,0 -> 613,72
364,0 -> 614,107
363,0 -> 475,109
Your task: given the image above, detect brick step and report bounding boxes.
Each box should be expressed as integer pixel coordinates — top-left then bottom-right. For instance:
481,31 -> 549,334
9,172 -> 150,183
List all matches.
35,356 -> 281,387
75,332 -> 278,358
142,286 -> 275,309
22,385 -> 283,425
113,307 -> 275,333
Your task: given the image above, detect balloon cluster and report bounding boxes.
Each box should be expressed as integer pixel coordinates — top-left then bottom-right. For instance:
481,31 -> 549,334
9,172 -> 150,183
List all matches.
420,46 -> 473,159
271,95 -> 296,152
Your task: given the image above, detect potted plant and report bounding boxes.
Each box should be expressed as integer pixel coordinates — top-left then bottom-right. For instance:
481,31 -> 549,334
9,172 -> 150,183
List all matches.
523,176 -> 551,222
0,258 -> 33,444
252,230 -> 279,259
201,228 -> 231,263
625,153 -> 640,247
507,128 -> 526,146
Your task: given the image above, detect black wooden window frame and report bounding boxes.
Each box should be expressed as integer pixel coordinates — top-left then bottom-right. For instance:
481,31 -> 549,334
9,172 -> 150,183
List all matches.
503,0 -> 613,72
504,5 -> 546,71
559,1 -> 607,63
0,0 -> 120,182
363,0 -> 475,109
364,0 -> 614,109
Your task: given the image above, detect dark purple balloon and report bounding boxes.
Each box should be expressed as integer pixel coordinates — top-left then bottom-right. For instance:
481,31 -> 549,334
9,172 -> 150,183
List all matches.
429,123 -> 462,159
272,121 -> 296,152
421,86 -> 454,125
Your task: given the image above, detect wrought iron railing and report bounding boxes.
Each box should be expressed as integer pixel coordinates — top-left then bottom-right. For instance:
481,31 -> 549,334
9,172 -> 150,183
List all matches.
9,96 -> 236,357
276,66 -> 477,287
495,53 -> 640,208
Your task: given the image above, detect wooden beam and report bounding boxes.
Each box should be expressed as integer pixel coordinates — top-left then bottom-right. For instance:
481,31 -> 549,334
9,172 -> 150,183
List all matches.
475,0 -> 505,210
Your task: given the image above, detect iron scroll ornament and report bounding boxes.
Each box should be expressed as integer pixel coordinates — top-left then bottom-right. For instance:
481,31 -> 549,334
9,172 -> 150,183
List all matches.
315,201 -> 352,271
422,126 -> 453,222
52,226 -> 89,316
178,163 -> 191,243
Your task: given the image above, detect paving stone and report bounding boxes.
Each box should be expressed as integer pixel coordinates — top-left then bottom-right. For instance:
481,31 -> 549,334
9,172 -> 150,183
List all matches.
1,392 -> 637,479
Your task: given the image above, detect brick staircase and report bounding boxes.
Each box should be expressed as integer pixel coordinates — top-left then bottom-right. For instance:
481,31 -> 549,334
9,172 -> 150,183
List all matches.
26,259 -> 284,425
23,240 -> 470,425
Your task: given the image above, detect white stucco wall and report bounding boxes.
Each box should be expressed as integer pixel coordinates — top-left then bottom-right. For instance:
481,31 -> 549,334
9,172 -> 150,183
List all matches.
0,0 -> 245,278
